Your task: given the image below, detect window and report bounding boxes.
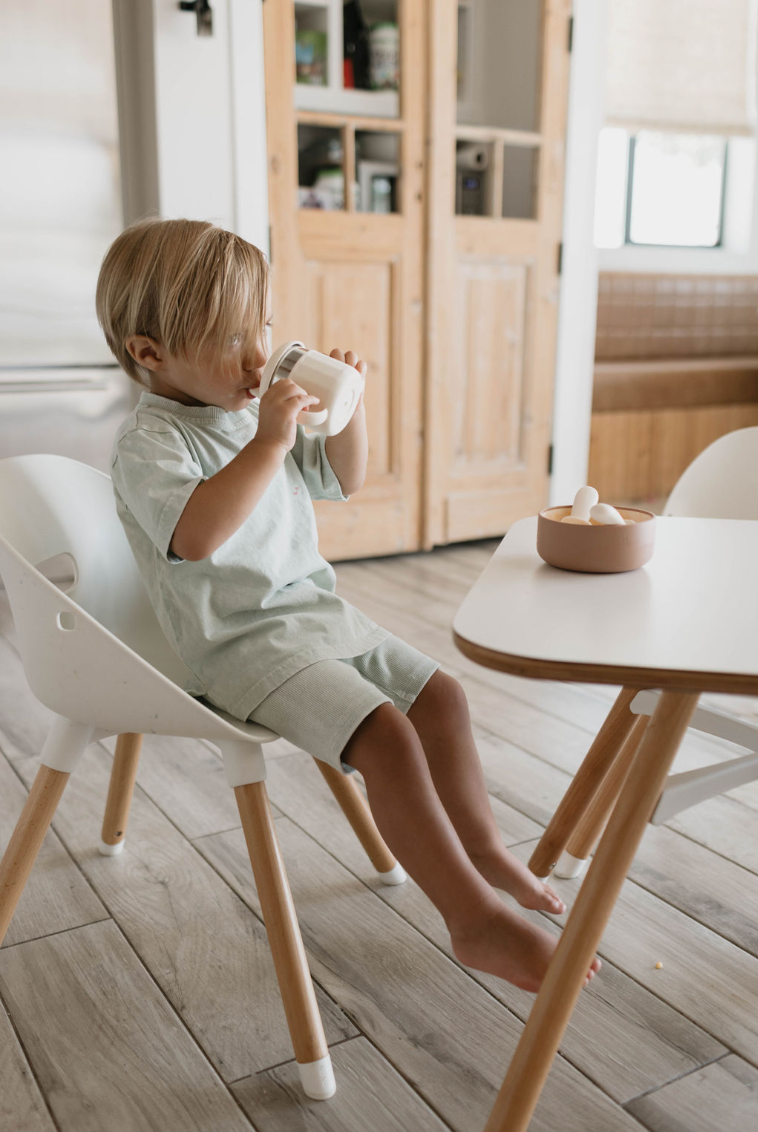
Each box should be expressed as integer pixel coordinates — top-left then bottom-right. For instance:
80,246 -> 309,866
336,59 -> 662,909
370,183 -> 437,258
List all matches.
595,127 -> 728,250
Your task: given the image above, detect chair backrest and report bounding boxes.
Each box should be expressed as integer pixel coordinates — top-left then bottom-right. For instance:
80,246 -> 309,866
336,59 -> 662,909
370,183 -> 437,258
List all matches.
0,454 -> 193,686
664,427 -> 758,519
0,454 -> 272,743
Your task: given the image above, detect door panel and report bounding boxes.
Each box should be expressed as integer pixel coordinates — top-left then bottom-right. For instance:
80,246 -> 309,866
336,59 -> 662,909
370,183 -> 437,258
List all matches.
456,260 -> 528,466
305,259 -> 394,480
425,0 -> 572,545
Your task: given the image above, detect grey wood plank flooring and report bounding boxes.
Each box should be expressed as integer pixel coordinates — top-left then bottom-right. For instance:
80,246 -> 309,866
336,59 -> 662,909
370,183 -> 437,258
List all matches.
1,540 -> 757,1129
0,753 -> 107,948
0,1005 -> 56,1132
625,1055 -> 758,1132
196,818 -> 643,1132
10,744 -> 355,1083
232,1037 -> 452,1132
0,921 -> 256,1132
254,752 -> 726,1105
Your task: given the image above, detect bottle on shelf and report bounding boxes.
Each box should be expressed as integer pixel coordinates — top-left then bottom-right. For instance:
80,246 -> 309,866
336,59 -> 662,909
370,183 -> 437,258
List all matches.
368,22 -> 399,91
343,0 -> 370,89
298,134 -> 345,210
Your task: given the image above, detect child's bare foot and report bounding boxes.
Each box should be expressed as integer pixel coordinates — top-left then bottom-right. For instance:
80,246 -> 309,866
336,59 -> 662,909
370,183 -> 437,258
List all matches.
469,845 -> 567,915
451,900 -> 601,992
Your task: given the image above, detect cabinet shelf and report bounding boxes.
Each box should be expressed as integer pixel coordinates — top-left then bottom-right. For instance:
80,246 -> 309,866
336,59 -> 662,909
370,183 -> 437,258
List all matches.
297,109 -> 403,132
294,84 -> 399,118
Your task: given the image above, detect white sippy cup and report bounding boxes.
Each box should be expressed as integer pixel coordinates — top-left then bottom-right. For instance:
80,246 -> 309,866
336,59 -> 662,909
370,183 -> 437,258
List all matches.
258,341 -> 364,437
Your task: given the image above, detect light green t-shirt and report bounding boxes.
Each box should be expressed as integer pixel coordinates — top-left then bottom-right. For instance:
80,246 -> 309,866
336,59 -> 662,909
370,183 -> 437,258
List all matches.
110,392 -> 389,719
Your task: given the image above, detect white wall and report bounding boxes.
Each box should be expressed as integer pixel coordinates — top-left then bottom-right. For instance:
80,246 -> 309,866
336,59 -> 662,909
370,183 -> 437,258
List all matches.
549,0 -> 609,504
549,0 -> 758,504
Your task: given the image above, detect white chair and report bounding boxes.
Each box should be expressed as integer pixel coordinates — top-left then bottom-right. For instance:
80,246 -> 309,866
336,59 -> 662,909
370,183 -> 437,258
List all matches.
544,428 -> 758,880
0,453 -> 406,1101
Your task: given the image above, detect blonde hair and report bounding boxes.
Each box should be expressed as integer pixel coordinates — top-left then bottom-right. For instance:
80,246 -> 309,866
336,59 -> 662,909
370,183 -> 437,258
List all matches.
96,218 -> 269,386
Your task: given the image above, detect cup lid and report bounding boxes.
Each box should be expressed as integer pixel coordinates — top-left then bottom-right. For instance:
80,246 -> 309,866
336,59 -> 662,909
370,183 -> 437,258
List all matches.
260,340 -> 306,392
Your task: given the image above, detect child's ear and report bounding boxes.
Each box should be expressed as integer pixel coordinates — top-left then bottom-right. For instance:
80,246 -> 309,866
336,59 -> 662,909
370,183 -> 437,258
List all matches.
125,335 -> 164,372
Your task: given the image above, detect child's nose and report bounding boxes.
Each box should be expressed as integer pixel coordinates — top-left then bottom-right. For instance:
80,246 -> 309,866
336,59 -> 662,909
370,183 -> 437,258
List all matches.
241,345 -> 263,373
252,340 -> 269,369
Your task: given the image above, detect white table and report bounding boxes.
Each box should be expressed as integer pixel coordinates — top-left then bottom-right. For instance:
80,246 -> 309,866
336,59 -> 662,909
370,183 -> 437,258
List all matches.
453,516 -> 758,1132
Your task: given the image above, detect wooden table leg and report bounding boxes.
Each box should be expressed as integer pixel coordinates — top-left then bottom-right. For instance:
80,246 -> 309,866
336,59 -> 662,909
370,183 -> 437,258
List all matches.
485,691 -> 699,1132
528,687 -> 639,879
557,714 -> 649,877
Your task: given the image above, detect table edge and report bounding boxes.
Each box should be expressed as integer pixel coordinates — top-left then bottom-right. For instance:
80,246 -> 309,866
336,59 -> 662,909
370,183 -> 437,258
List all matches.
452,630 -> 758,696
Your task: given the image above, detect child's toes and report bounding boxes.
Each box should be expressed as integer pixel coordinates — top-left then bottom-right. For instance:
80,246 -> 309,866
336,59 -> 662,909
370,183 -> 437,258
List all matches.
542,885 -> 566,914
583,958 -> 602,987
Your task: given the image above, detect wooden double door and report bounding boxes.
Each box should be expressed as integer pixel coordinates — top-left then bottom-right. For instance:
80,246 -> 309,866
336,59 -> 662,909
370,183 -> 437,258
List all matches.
264,0 -> 572,561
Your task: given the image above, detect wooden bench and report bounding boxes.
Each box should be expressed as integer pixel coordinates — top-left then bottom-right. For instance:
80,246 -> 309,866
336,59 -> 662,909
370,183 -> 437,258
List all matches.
587,356 -> 758,504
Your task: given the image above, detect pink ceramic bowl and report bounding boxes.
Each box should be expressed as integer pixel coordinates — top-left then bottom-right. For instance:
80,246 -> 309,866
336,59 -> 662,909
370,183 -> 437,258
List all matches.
537,506 -> 656,573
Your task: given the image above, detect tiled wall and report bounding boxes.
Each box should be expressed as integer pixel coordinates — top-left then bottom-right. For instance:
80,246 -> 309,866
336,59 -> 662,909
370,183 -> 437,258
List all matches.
595,273 -> 758,361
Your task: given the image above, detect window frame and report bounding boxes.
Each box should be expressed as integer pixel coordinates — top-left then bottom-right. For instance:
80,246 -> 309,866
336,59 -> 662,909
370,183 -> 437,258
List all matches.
622,130 -> 729,251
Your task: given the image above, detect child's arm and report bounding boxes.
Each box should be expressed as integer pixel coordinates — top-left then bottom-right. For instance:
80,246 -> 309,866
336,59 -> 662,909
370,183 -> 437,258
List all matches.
324,349 -> 369,495
170,379 -> 319,561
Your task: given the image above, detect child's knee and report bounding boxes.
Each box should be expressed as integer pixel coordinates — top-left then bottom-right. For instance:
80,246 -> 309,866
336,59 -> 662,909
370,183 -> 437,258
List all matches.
414,670 -> 469,723
342,701 -> 416,770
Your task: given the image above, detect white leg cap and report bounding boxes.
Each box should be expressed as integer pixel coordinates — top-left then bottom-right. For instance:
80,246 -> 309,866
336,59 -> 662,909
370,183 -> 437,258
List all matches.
298,1054 -> 336,1100
555,850 -> 587,879
98,839 -> 125,856
377,862 -> 407,886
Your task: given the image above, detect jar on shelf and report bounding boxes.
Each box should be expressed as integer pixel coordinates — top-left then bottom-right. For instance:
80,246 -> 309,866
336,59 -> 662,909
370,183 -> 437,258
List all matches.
311,167 -> 344,210
368,22 -> 399,91
371,176 -> 393,213
295,30 -> 327,86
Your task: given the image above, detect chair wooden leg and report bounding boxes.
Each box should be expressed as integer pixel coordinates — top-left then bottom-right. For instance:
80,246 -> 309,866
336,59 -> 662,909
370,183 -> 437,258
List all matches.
314,761 -> 406,885
484,691 -> 699,1132
100,733 -> 143,856
555,714 -> 649,878
528,687 -> 639,879
234,780 -> 335,1101
0,765 -> 70,945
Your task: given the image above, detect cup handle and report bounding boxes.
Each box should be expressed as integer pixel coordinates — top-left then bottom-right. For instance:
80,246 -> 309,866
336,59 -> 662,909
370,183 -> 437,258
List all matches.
297,407 -> 329,426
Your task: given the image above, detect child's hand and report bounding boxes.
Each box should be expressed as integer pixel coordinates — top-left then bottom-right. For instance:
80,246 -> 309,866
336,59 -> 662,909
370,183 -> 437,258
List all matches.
330,348 -> 367,413
255,378 -> 320,452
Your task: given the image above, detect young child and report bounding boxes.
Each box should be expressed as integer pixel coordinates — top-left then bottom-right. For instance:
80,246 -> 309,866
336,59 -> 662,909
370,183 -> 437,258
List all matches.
97,218 -> 599,993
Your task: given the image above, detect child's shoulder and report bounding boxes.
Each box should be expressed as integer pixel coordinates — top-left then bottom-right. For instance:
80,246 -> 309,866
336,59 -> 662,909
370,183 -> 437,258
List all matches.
115,395 -> 183,442
111,396 -> 188,469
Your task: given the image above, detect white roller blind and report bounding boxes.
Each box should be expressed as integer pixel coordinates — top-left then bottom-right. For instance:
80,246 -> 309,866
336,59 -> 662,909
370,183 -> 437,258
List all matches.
606,0 -> 758,135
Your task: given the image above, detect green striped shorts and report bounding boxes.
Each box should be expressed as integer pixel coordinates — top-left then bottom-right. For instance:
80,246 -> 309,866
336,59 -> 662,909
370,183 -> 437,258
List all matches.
248,634 -> 439,774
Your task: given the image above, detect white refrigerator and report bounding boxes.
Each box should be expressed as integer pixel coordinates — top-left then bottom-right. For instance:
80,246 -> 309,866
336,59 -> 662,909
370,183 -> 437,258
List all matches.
0,0 -> 136,471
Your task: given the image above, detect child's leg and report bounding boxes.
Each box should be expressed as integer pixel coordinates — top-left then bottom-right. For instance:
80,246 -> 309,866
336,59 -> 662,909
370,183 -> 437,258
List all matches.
406,671 -> 567,914
342,703 -> 599,992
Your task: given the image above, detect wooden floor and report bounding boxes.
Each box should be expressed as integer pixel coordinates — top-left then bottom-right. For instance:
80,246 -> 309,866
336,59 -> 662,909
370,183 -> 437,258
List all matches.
2,540 -> 758,1132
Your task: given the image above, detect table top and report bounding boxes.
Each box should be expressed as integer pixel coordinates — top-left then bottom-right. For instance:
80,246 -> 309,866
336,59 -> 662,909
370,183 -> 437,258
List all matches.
453,516 -> 758,694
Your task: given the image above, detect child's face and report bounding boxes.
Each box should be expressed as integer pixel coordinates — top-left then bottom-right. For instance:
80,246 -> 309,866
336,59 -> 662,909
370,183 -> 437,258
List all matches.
129,297 -> 273,411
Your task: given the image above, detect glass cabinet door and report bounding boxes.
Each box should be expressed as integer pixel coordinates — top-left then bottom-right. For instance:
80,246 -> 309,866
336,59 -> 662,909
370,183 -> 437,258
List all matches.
455,0 -> 543,219
294,1 -> 401,119
294,1 -> 403,216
